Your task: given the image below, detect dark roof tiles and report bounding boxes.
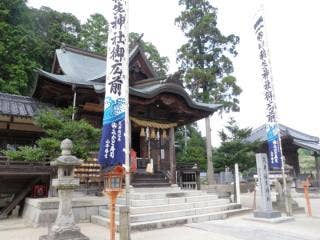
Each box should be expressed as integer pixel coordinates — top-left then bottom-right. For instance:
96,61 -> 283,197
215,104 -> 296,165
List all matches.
0,93 -> 40,117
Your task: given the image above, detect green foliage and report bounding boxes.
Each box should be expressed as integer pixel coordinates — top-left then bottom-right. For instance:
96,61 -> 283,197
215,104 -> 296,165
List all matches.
4,108 -> 101,161
213,118 -> 260,172
175,0 -> 241,111
176,124 -> 207,170
78,13 -> 108,55
298,148 -> 316,173
0,0 -> 40,94
130,32 -> 169,78
3,146 -> 45,161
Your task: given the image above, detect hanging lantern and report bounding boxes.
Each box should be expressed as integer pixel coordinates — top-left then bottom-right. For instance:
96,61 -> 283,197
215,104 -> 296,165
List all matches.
140,127 -> 145,137
146,127 -> 150,140
150,128 -> 156,139
162,129 -> 167,140
156,129 -> 160,140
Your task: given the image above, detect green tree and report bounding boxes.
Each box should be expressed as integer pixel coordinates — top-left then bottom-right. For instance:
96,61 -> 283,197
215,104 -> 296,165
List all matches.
213,118 -> 260,172
176,124 -> 207,170
175,0 -> 241,184
0,0 -> 41,94
4,108 -> 101,161
78,13 -> 108,55
130,32 -> 169,78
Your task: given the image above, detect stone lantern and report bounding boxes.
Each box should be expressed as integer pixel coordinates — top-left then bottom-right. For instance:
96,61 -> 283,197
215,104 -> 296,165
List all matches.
40,139 -> 89,240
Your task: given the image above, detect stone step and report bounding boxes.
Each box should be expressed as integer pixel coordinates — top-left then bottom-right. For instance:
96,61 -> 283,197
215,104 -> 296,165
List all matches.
119,190 -> 207,200
117,194 -> 219,207
91,207 -> 251,232
108,198 -> 229,216
131,186 -> 181,192
131,182 -> 171,188
101,203 -> 238,222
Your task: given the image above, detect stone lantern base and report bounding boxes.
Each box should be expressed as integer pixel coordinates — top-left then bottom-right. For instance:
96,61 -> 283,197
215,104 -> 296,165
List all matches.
39,228 -> 89,240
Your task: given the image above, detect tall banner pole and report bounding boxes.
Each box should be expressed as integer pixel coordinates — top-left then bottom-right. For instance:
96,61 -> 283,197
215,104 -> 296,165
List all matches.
253,6 -> 290,216
98,0 -> 130,239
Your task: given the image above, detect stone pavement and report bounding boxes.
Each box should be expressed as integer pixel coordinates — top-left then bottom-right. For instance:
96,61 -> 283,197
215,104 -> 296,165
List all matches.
0,213 -> 319,240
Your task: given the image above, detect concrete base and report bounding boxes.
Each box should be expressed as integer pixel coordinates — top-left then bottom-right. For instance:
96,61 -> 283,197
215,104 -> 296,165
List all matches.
253,210 -> 281,218
245,215 -> 294,224
23,196 -> 107,227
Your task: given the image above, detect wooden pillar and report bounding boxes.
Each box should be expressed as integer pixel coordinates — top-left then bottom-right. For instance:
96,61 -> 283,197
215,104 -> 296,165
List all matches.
283,146 -> 300,176
169,127 -> 176,184
314,152 -> 320,186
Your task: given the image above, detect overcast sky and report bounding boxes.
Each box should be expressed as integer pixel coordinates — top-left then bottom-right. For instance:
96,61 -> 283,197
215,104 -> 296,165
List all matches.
27,0 -> 320,146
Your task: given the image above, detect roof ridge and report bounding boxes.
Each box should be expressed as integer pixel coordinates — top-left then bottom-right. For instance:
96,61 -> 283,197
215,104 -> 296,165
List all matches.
0,92 -> 32,100
62,44 -> 106,60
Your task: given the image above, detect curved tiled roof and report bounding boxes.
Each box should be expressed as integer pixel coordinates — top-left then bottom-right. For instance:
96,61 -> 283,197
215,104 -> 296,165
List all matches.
246,123 -> 320,153
35,46 -> 221,114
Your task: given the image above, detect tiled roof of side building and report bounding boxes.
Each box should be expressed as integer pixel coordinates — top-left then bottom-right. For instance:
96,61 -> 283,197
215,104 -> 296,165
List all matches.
246,124 -> 319,143
245,123 -> 320,152
0,92 -> 43,117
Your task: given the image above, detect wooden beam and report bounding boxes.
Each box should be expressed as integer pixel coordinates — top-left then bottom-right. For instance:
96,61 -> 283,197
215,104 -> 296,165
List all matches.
0,116 -> 10,122
81,103 -> 103,112
0,176 -> 41,219
9,123 -> 43,132
12,117 -> 34,124
0,122 -> 7,129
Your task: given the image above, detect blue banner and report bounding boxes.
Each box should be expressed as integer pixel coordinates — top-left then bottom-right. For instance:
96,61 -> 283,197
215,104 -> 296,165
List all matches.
98,98 -> 126,169
266,124 -> 282,169
98,0 -> 129,171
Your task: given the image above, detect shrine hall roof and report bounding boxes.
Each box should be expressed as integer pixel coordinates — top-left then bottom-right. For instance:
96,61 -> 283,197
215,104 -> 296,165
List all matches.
0,92 -> 41,117
246,124 -> 320,153
36,45 -> 221,114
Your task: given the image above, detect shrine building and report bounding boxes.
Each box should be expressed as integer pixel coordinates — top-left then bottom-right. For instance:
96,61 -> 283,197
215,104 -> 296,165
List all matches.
0,44 -> 221,187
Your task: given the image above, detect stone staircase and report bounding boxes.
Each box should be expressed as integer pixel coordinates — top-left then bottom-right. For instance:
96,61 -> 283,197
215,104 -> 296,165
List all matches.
91,187 -> 250,231
131,172 -> 170,188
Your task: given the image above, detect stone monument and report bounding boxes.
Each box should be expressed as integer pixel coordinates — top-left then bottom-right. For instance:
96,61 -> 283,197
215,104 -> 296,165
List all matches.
39,139 -> 89,240
254,153 -> 281,218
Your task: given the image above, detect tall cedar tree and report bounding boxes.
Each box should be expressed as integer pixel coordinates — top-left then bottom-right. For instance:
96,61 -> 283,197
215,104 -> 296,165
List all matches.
175,0 -> 241,183
130,32 -> 169,78
78,13 -> 108,55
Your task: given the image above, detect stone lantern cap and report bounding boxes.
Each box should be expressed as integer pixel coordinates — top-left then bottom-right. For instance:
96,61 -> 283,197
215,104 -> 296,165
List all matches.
50,138 -> 83,166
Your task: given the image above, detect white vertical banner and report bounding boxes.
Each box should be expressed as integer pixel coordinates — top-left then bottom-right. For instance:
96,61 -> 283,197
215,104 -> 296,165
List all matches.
253,8 -> 283,170
98,0 -> 129,171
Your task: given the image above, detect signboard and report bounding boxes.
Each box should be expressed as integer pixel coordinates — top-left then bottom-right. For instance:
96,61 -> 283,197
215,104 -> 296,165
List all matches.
254,13 -> 282,169
98,0 -> 129,170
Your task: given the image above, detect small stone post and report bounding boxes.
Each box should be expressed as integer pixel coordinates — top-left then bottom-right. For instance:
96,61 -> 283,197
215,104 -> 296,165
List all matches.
234,163 -> 241,204
39,139 -> 89,240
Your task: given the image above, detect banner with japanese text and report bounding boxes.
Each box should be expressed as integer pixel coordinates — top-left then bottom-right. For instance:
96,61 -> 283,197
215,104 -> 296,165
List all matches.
98,0 -> 129,170
254,13 -> 282,169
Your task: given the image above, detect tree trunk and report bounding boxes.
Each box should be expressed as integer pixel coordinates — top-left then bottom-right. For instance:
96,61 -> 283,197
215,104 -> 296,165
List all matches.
205,116 -> 215,185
